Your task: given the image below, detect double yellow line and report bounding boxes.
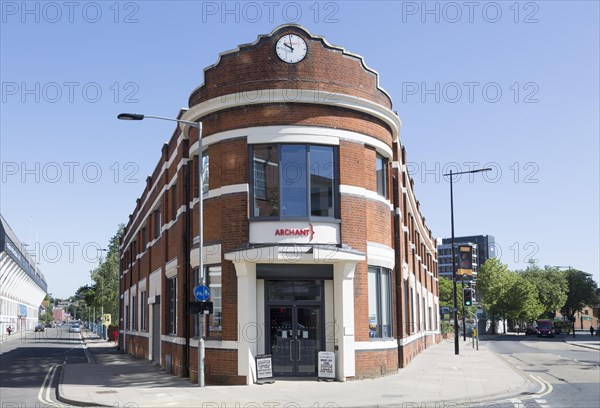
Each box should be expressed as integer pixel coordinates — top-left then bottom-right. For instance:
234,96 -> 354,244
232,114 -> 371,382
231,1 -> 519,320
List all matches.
37,364 -> 63,407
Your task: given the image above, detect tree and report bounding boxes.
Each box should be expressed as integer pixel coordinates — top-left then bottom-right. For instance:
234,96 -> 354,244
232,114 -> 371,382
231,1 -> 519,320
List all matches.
502,273 -> 544,322
477,258 -> 512,333
90,225 -> 123,322
519,262 -> 568,318
562,269 -> 599,319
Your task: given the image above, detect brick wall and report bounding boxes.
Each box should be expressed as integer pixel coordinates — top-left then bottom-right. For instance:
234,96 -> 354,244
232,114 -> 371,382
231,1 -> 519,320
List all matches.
355,349 -> 398,378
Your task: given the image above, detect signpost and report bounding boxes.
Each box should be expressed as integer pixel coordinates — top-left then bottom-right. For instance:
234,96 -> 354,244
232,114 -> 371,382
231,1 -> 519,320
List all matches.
193,285 -> 210,387
255,354 -> 274,384
317,351 -> 335,380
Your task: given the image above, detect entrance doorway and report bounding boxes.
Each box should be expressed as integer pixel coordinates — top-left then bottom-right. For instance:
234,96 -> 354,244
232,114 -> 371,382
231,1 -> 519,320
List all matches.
266,280 -> 324,377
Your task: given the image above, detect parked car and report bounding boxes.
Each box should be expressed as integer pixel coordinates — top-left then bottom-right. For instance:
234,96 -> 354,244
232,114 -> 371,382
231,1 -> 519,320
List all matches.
34,323 -> 45,332
536,319 -> 555,338
525,326 -> 538,336
69,323 -> 81,333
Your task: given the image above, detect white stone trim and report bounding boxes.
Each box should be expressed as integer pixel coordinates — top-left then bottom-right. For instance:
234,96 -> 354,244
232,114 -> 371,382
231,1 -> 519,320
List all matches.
354,339 -> 398,351
398,331 -> 438,346
125,331 -> 150,338
160,335 -> 186,345
190,243 -> 222,268
181,89 -> 401,143
165,258 -> 178,279
189,339 -> 238,349
188,125 -> 394,160
339,185 -> 393,210
366,242 -> 395,270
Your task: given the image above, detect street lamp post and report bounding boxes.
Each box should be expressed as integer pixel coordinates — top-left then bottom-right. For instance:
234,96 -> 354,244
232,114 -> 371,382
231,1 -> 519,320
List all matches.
555,265 -> 576,338
118,113 -> 205,386
443,167 -> 491,355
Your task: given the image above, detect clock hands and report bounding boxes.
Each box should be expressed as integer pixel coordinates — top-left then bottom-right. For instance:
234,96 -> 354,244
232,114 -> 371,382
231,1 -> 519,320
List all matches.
285,34 -> 294,52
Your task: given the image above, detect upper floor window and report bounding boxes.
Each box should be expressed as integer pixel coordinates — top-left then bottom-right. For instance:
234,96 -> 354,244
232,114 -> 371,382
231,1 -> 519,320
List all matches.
193,152 -> 209,198
154,208 -> 162,239
251,144 -> 337,219
376,153 -> 388,198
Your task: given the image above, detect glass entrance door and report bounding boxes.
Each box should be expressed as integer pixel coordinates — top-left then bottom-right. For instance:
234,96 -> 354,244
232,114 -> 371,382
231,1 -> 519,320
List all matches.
268,304 -> 321,376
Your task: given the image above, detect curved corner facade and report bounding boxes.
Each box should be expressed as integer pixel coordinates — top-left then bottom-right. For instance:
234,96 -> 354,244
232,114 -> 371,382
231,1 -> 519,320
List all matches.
119,25 -> 439,385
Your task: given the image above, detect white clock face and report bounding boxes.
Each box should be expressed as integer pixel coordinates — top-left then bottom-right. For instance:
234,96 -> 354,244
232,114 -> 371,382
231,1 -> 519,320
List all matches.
275,34 -> 307,64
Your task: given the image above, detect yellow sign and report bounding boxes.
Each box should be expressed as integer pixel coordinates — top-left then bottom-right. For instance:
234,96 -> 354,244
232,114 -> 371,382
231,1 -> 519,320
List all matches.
102,314 -> 111,326
457,246 -> 473,276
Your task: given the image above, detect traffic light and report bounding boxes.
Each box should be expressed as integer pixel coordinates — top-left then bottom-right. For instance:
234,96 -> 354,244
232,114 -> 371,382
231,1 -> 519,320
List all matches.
463,288 -> 473,307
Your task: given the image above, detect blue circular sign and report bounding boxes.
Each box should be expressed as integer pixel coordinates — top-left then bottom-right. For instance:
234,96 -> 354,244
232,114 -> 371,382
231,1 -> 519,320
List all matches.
194,285 -> 210,301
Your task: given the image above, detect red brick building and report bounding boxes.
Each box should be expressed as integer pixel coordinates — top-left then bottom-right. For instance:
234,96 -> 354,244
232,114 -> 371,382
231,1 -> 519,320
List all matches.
119,24 -> 439,385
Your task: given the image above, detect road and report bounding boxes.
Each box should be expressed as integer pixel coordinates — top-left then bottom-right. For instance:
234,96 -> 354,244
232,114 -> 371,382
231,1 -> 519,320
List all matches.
480,333 -> 600,408
0,325 -> 89,407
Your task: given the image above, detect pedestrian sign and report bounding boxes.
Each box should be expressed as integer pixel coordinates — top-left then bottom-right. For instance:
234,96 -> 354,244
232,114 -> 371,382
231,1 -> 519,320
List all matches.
194,285 -> 210,301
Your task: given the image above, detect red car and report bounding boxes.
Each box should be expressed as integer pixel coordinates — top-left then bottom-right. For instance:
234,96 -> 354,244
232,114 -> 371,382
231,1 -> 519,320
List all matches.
536,320 -> 555,338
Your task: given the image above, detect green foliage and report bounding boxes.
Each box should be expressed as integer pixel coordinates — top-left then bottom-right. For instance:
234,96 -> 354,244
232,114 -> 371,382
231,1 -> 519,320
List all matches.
562,269 -> 599,317
476,258 -> 512,319
68,224 -> 124,322
89,224 -> 123,320
519,262 -> 567,316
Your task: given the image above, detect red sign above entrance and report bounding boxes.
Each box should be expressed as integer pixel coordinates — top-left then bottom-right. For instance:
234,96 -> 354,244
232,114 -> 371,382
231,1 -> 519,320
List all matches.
274,223 -> 315,241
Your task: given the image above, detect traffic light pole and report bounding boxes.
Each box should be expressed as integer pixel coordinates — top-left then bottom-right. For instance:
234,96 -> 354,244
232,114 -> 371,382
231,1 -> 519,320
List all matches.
449,170 -> 460,355
462,278 -> 466,341
444,167 -> 491,357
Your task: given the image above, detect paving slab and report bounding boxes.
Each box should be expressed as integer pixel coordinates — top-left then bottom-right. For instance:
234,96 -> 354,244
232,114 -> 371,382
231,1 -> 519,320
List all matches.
58,331 -> 533,408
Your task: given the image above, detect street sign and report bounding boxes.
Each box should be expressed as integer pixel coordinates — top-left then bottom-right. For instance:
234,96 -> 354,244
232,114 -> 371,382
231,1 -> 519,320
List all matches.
193,285 -> 210,302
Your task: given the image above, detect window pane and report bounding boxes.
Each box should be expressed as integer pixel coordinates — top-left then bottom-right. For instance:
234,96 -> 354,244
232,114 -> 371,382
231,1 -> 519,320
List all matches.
380,270 -> 391,337
253,145 -> 279,217
281,145 -> 307,217
202,152 -> 209,194
376,153 -> 387,197
208,267 -> 222,332
368,269 -> 379,338
310,146 -> 335,217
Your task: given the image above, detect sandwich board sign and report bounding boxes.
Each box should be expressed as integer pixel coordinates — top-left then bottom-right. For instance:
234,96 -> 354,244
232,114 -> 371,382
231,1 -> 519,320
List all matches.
318,351 -> 335,380
255,354 -> 274,384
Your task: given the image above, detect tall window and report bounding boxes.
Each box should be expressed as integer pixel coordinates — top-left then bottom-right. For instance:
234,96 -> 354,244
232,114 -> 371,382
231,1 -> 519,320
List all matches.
202,151 -> 209,194
131,294 -> 137,331
368,266 -> 392,338
154,208 -> 162,239
167,277 -> 177,335
140,290 -> 147,331
141,226 -> 147,249
171,185 -> 177,221
404,280 -> 410,336
376,153 -> 388,198
252,144 -> 336,218
125,305 -> 129,331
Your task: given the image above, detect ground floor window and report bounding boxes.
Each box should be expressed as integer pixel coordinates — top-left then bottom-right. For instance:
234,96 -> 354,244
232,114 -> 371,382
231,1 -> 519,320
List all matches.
368,266 -> 393,338
192,266 -> 221,337
167,277 -> 177,335
140,290 -> 147,331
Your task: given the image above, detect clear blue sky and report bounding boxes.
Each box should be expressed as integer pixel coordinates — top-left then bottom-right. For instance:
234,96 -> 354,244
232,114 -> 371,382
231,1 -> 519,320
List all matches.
1,1 -> 598,299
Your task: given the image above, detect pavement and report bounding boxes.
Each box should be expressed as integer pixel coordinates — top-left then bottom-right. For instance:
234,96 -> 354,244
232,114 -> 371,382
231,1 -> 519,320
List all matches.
57,330 -> 542,408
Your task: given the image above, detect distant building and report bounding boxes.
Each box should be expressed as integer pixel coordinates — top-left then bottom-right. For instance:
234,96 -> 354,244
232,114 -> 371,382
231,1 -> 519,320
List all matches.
53,308 -> 65,322
0,214 -> 48,332
437,235 -> 496,279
